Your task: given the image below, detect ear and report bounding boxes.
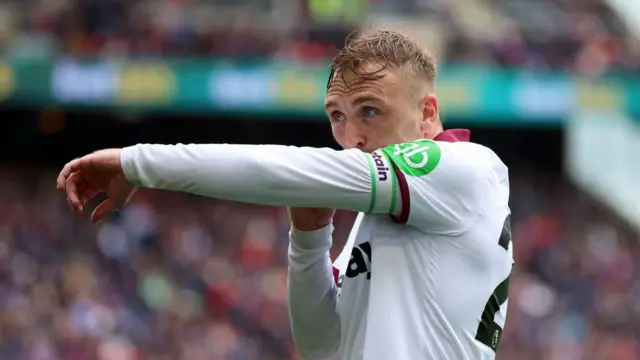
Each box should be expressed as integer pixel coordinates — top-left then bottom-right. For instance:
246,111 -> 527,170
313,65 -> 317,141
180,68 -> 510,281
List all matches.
420,94 -> 439,131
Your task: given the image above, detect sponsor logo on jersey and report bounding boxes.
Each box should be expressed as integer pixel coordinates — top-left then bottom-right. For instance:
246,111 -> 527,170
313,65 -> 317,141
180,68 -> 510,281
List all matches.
382,139 -> 441,176
337,241 -> 371,288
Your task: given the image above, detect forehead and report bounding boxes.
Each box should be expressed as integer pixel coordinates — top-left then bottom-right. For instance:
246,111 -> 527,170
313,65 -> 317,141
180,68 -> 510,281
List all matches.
325,64 -> 403,104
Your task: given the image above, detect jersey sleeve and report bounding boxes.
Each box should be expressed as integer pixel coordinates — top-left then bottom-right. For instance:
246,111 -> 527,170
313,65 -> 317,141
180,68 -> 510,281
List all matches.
287,225 -> 341,359
376,140 -> 501,234
120,143 -> 400,215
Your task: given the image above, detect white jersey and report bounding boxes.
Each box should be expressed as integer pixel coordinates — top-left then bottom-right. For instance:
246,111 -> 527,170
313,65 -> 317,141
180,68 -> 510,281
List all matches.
120,129 -> 513,360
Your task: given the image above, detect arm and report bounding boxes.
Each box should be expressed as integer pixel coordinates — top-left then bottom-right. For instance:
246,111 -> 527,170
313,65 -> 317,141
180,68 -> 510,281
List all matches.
120,143 -> 399,214
287,224 -> 340,359
381,140 -> 509,234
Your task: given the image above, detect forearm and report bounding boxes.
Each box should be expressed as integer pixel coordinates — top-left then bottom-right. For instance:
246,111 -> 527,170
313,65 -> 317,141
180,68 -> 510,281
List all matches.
120,143 -> 396,213
287,225 -> 340,359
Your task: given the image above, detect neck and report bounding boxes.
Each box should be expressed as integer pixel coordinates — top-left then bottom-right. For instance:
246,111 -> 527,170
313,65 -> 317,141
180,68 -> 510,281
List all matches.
424,125 -> 444,140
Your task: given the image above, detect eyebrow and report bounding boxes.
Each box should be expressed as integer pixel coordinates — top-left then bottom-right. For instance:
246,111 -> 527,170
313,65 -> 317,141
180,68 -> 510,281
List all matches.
353,95 -> 381,106
324,100 -> 338,110
324,95 -> 382,110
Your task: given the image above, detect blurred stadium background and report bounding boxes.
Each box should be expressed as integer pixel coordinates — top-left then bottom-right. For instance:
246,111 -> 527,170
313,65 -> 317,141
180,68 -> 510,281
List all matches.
0,0 -> 640,359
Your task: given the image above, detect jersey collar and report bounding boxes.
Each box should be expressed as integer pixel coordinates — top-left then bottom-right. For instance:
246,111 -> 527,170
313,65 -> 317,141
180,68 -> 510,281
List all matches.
434,129 -> 470,142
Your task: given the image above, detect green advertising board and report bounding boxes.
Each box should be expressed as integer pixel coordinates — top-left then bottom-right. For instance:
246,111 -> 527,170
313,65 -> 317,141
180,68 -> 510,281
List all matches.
1,58 -> 639,124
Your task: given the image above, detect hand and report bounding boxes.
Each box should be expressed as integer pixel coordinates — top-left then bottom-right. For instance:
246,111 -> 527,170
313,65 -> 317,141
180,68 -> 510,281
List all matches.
56,148 -> 135,223
288,207 -> 335,231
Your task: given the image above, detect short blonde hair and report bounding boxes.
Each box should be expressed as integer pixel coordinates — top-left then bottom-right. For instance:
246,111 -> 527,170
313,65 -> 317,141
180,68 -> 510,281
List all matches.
327,30 -> 437,89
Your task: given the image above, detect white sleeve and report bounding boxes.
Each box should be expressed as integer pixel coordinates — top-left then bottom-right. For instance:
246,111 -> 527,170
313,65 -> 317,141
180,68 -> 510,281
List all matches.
120,143 -> 400,214
287,225 -> 340,359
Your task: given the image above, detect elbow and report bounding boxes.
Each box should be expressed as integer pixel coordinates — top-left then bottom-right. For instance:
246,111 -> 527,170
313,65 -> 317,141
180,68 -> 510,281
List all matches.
294,339 -> 340,360
291,320 -> 340,360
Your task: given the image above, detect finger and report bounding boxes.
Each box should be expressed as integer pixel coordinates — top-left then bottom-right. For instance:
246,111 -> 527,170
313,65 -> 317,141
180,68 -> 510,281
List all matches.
57,158 -> 84,191
66,172 -> 84,215
80,187 -> 100,206
91,199 -> 117,223
70,173 -> 103,213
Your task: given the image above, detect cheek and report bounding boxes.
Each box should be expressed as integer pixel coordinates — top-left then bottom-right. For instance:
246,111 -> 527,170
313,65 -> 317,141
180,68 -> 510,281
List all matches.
377,115 -> 418,143
361,119 -> 394,147
331,123 -> 345,145
376,114 -> 405,134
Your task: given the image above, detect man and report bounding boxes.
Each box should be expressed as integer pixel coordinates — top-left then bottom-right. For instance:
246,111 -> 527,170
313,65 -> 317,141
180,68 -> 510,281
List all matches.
57,31 -> 513,360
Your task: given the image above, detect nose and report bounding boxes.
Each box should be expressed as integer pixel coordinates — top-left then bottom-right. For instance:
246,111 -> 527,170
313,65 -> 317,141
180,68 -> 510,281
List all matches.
343,122 -> 366,150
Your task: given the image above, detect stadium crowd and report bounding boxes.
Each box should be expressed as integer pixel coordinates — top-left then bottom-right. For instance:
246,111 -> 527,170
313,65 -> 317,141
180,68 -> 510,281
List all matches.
0,0 -> 639,359
0,0 -> 639,73
0,167 -> 638,360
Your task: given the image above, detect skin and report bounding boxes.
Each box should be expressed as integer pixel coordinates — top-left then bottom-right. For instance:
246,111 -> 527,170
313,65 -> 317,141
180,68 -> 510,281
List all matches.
290,61 -> 444,231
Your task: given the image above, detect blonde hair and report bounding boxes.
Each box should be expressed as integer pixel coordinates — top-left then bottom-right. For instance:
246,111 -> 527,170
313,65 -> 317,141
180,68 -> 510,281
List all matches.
327,30 -> 437,89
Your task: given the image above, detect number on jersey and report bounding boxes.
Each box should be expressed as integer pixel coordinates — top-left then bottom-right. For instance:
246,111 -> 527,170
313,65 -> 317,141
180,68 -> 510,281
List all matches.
475,215 -> 512,352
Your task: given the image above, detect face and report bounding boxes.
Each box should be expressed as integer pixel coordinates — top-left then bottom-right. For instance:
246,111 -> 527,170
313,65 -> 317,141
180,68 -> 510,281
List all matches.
325,63 -> 439,152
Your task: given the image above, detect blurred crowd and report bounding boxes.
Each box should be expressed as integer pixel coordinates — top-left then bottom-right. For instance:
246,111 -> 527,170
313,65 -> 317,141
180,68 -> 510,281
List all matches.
1,1 -> 639,359
0,0 -> 639,74
447,0 -> 640,74
0,167 -> 638,360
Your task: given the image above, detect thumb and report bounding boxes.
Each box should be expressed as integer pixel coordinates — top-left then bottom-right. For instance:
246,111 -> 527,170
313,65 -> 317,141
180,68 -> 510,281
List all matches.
91,199 -> 118,223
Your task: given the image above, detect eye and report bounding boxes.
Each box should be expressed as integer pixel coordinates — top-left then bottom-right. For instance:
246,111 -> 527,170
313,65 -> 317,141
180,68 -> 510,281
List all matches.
331,111 -> 345,122
362,107 -> 378,118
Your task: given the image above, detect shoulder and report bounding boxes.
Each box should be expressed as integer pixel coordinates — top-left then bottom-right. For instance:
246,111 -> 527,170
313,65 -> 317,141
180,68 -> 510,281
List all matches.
377,139 -> 508,233
379,139 -> 507,186
440,141 -> 508,183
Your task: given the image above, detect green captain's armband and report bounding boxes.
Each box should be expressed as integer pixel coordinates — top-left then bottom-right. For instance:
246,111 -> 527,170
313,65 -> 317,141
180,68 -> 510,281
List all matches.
381,139 -> 441,177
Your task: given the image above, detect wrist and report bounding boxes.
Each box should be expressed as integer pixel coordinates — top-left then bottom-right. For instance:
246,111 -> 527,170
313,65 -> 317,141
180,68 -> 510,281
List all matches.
291,220 -> 332,232
120,146 -> 141,187
289,223 -> 333,251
